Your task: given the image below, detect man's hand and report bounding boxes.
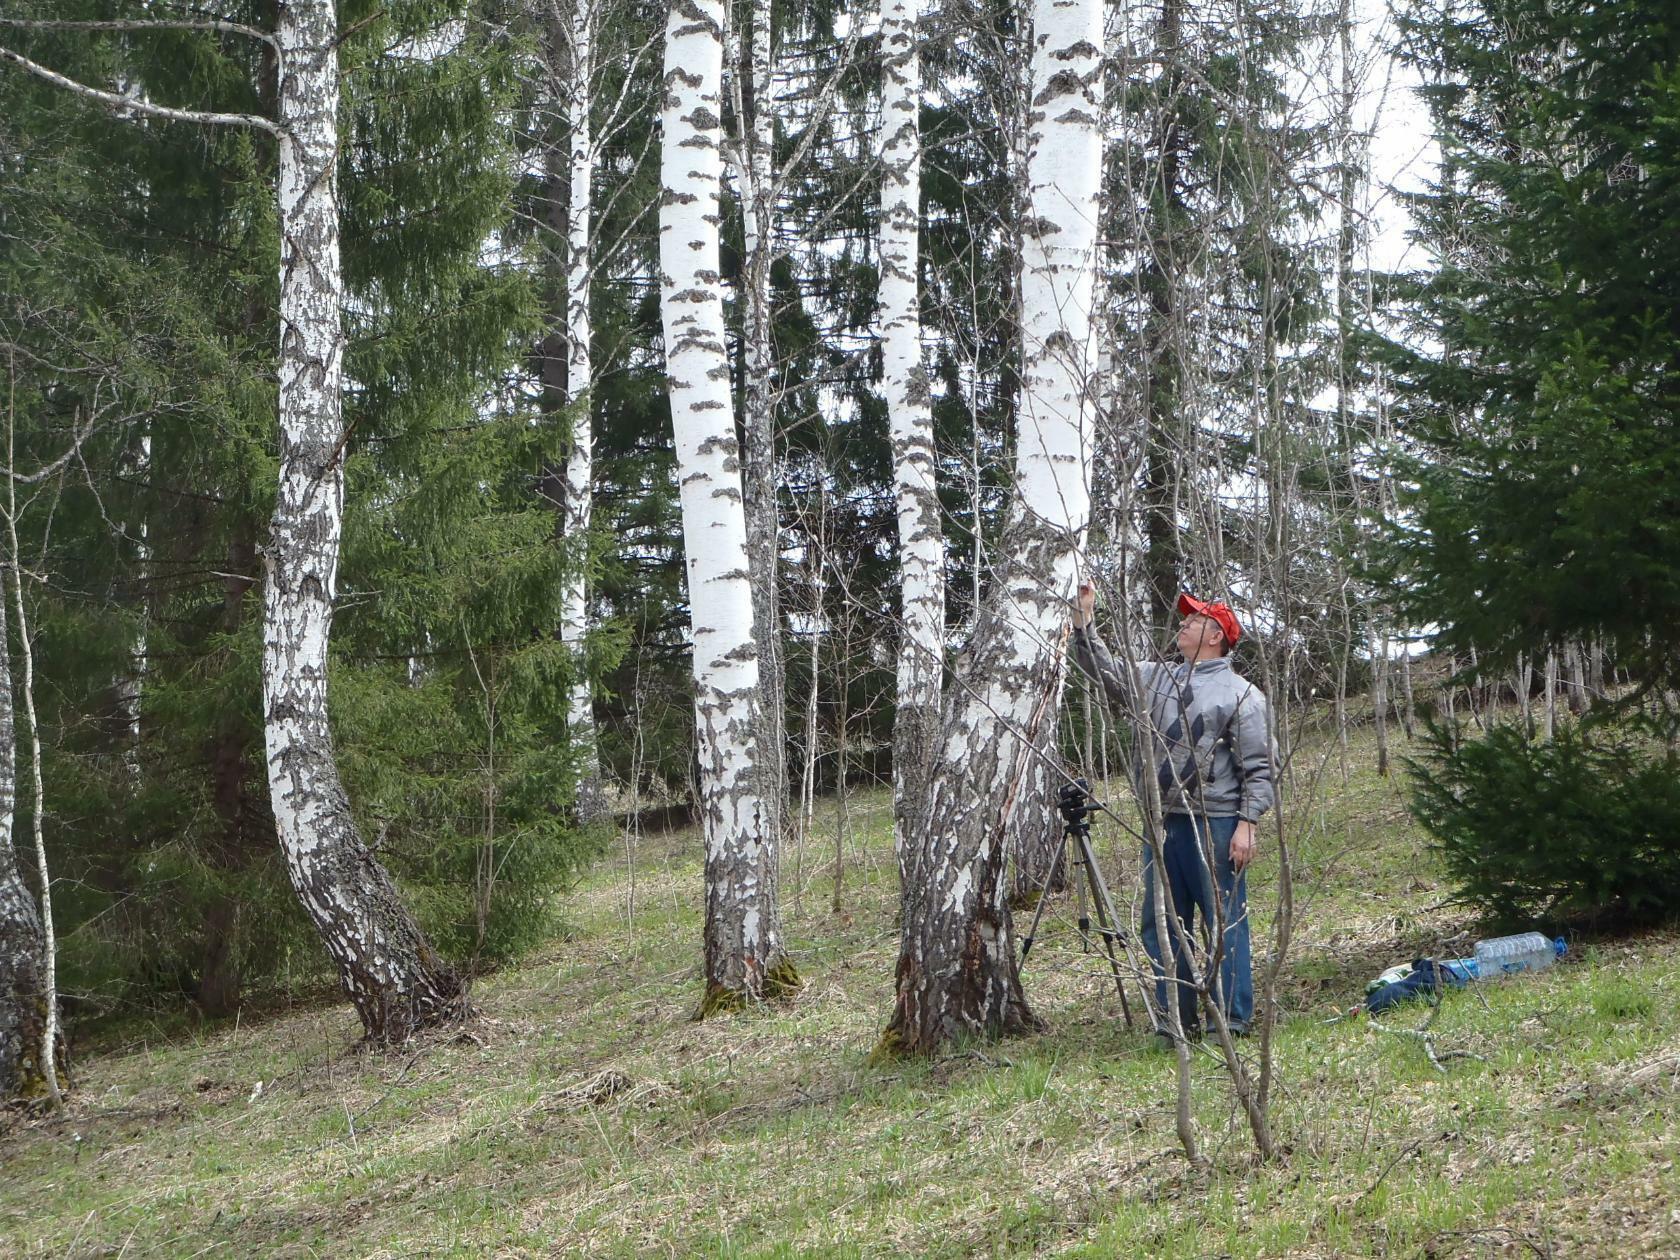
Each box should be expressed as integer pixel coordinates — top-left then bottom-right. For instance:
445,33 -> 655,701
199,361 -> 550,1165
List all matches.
1230,820 -> 1257,872
1073,580 -> 1096,629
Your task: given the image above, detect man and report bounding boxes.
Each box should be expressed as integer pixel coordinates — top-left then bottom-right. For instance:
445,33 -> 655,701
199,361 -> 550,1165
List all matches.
1070,582 -> 1275,1041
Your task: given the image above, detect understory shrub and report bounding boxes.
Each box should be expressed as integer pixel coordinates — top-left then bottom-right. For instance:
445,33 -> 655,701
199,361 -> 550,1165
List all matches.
1408,721 -> 1680,926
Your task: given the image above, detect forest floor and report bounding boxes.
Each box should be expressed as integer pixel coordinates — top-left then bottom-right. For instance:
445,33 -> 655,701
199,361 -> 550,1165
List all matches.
3,724 -> 1679,1258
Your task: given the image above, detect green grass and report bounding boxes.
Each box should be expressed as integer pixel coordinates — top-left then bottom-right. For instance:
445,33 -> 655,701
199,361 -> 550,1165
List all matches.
3,724 -> 1679,1257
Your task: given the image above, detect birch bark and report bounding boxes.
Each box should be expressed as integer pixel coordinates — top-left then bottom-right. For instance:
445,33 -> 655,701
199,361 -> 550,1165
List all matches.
115,426 -> 151,784
0,556 -> 55,1100
1009,664 -> 1069,901
661,0 -> 793,1009
879,0 -> 943,874
556,0 -> 605,823
264,0 -> 462,1042
881,0 -> 1101,1054
735,0 -> 786,856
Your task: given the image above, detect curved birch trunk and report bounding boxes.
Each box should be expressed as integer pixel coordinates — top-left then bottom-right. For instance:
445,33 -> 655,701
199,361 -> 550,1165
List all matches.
0,572 -> 58,1100
265,0 -> 462,1042
880,0 -> 944,876
557,0 -> 606,824
881,0 -> 1101,1055
660,0 -> 793,1010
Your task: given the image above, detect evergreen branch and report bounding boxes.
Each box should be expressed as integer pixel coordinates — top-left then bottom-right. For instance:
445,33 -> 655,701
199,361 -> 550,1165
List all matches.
332,8 -> 386,52
0,17 -> 278,52
0,45 -> 280,134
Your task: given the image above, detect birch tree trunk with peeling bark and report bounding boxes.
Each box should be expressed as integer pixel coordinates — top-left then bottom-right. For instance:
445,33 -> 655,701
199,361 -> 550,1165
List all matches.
880,0 -> 1101,1056
879,0 -> 943,875
556,0 -> 605,823
1010,664 -> 1069,901
0,566 -> 57,1100
263,0 -> 463,1042
661,0 -> 794,1011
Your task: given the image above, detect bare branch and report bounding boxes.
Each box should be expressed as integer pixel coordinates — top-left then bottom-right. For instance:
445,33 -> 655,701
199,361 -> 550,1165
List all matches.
0,45 -> 280,134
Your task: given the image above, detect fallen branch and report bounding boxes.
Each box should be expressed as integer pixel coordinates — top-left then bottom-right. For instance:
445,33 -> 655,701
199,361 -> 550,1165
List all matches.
1366,1014 -> 1487,1073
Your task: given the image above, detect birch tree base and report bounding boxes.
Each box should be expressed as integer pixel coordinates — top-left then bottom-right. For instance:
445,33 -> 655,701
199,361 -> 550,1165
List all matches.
876,593 -> 1061,1058
693,954 -> 801,1020
0,881 -> 61,1100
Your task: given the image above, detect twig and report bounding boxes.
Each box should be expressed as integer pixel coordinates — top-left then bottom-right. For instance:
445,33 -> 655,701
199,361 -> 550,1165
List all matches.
1359,1135 -> 1424,1201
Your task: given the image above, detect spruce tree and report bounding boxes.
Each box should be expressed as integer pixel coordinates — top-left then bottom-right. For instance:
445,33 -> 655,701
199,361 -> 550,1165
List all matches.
1383,0 -> 1680,708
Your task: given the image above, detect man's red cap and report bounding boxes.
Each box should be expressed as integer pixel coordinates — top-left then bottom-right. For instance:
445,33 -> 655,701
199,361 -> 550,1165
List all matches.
1176,592 -> 1242,646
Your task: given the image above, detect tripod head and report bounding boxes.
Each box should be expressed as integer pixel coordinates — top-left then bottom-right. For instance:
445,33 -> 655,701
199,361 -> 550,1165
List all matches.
1057,777 -> 1095,834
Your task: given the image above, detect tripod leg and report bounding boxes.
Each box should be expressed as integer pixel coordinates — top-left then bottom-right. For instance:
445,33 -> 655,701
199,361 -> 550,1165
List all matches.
1078,830 -> 1135,1028
1019,825 -> 1072,966
1072,829 -> 1091,953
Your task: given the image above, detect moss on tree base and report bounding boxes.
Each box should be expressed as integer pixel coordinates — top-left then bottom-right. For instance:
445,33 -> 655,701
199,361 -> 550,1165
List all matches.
762,955 -> 802,1000
692,954 -> 803,1020
692,982 -> 745,1020
866,1026 -> 907,1066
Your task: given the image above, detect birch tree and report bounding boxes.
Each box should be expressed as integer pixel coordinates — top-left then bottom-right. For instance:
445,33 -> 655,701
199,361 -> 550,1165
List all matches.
879,0 -> 944,869
1,4 -> 469,1040
550,0 -> 606,822
262,0 -> 465,1040
0,520 -> 58,1101
880,0 -> 1101,1055
732,0 -> 785,854
660,0 -> 795,1010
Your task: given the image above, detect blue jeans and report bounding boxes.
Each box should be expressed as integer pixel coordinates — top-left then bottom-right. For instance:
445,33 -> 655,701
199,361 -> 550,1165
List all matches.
1140,813 -> 1253,1032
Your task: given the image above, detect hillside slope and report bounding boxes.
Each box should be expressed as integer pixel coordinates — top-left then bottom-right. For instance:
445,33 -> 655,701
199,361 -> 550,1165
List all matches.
3,728 -> 1678,1257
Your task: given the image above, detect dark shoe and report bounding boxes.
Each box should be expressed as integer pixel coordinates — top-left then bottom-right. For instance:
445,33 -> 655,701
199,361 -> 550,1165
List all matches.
1153,1023 -> 1202,1047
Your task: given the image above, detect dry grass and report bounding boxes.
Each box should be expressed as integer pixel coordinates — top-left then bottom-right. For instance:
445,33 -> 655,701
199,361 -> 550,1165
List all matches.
2,724 -> 1678,1257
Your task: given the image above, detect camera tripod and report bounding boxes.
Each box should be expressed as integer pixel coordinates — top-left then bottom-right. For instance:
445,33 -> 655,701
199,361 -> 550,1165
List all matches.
1020,778 -> 1134,1028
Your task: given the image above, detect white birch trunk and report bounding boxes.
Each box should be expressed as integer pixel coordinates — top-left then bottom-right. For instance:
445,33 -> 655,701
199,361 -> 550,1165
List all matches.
879,0 -> 943,873
264,0 -> 462,1042
1372,627 -> 1391,777
1516,651 -> 1533,734
1565,639 -> 1586,714
1010,663 -> 1069,901
1543,648 -> 1558,739
0,553 -> 57,1100
735,0 -> 786,857
1400,644 -> 1416,737
558,0 -> 605,824
661,0 -> 793,1009
883,0 -> 1100,1054
115,426 -> 151,783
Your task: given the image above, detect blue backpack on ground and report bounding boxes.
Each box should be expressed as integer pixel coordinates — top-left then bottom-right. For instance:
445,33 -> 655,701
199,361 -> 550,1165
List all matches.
1363,957 -> 1473,1014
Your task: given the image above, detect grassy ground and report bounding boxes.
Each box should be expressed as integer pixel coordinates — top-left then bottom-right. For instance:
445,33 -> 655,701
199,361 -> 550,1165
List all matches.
3,725 -> 1678,1257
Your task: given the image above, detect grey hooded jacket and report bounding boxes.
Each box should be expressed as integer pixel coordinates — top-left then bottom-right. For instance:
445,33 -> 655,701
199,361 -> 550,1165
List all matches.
1071,625 -> 1277,822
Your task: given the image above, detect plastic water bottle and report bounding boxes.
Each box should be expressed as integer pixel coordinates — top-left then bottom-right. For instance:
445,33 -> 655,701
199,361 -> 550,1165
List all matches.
1440,956 -> 1479,984
1473,932 -> 1566,978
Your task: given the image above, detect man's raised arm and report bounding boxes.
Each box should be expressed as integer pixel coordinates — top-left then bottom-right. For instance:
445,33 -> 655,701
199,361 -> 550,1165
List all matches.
1069,580 -> 1134,707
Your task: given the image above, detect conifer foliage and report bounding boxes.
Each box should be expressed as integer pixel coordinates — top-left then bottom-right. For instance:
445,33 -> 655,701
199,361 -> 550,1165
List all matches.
1386,0 -> 1680,703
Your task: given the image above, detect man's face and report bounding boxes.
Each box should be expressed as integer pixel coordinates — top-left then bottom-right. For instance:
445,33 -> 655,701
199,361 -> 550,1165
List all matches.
1176,613 -> 1225,661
